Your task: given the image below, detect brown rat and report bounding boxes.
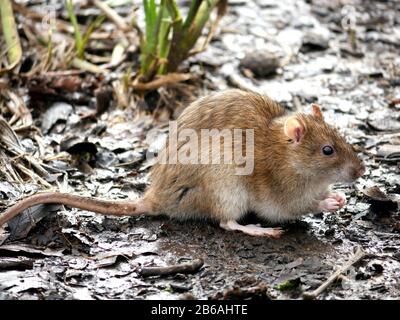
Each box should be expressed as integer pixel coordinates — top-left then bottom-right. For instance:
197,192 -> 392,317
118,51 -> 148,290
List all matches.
0,89 -> 365,238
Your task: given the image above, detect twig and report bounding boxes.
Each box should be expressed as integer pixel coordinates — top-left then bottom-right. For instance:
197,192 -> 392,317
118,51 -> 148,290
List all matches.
32,70 -> 85,77
71,58 -> 105,74
4,91 -> 33,127
0,135 -> 52,180
0,150 -> 22,183
0,257 -> 35,270
228,73 -> 260,92
302,247 -> 367,300
140,258 -> 204,277
292,95 -> 302,112
12,125 -> 41,134
132,73 -> 192,91
90,0 -> 130,32
15,163 -> 52,188
0,79 -> 7,90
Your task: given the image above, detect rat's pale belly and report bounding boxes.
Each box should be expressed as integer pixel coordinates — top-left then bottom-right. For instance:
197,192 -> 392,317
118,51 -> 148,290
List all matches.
251,199 -> 312,222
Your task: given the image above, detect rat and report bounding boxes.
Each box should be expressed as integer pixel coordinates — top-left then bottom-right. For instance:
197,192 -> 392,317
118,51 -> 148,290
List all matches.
0,89 -> 365,238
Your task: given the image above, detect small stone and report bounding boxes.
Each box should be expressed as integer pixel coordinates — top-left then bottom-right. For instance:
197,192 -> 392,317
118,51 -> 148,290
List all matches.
324,228 -> 335,237
370,263 -> 384,274
256,0 -> 277,8
240,50 -> 281,77
300,28 -> 331,53
117,150 -> 143,163
228,0 -> 247,5
41,102 -> 73,134
170,282 -> 192,292
393,251 -> 400,261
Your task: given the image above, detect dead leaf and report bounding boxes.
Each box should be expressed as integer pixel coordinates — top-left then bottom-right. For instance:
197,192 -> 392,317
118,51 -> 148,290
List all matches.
7,204 -> 63,240
362,186 -> 399,214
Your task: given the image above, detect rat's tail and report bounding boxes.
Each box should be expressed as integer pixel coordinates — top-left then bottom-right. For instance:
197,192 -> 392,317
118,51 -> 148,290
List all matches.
0,192 -> 153,226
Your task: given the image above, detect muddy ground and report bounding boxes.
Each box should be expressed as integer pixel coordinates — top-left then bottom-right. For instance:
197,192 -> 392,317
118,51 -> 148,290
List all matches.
0,0 -> 400,300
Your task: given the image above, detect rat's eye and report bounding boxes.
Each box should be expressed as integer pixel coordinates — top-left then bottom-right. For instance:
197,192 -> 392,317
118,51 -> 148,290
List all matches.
322,145 -> 334,156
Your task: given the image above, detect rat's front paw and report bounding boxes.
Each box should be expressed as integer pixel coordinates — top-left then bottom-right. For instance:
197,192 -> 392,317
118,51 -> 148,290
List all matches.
318,198 -> 341,212
326,192 -> 346,208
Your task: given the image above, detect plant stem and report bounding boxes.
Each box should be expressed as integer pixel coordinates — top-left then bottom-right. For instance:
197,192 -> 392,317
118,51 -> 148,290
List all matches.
141,0 -> 161,80
0,0 -> 22,73
157,17 -> 172,74
182,0 -> 202,31
167,0 -> 220,73
138,0 -> 225,82
165,0 -> 183,73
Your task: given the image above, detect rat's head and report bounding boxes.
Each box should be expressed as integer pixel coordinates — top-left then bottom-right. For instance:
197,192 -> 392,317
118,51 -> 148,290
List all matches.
283,104 -> 365,184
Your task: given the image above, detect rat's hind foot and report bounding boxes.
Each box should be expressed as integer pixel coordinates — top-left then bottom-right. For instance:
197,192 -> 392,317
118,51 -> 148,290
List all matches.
219,220 -> 283,238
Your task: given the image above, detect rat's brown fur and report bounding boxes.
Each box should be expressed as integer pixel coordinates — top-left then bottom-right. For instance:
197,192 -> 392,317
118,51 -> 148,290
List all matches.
0,90 -> 365,231
144,89 -> 364,223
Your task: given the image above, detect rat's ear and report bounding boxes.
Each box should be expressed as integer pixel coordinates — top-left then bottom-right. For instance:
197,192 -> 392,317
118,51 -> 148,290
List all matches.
284,116 -> 305,143
311,104 -> 324,119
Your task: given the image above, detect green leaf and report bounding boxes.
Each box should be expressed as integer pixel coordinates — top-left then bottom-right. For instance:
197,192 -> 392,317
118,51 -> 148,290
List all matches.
66,0 -> 83,58
80,15 -> 106,58
274,278 -> 301,291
